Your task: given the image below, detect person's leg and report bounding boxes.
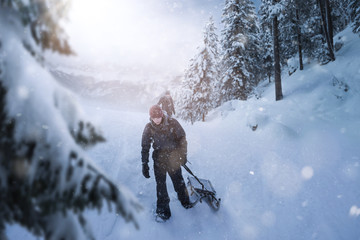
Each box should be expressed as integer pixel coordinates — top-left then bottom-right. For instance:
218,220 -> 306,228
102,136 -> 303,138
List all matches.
154,160 -> 171,219
168,166 -> 192,208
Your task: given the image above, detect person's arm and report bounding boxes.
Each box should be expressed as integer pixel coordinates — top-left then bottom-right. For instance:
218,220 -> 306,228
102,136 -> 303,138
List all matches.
157,97 -> 163,107
141,124 -> 152,164
170,97 -> 175,115
141,124 -> 152,178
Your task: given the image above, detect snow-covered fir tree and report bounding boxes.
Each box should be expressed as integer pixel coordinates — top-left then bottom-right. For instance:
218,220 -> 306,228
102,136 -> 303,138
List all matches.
316,0 -> 336,61
292,1 -> 329,64
177,17 -> 221,123
259,0 -> 344,69
177,79 -> 196,123
331,0 -> 351,33
259,0 -> 275,82
277,0 -> 305,68
0,2 -> 140,239
259,29 -> 274,83
220,0 -> 261,101
300,0 -> 348,64
350,0 -> 360,34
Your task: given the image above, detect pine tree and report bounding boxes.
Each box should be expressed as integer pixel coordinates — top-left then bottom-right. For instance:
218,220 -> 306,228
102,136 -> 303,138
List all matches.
0,1 -> 140,239
331,0 -> 351,34
202,16 -> 222,110
177,84 -> 196,123
350,0 -> 360,34
220,0 -> 261,101
276,0 -> 297,66
260,29 -> 274,83
259,0 -> 275,82
277,0 -> 306,70
280,0 -> 328,70
260,0 -> 334,69
178,17 -> 221,123
300,1 -> 329,63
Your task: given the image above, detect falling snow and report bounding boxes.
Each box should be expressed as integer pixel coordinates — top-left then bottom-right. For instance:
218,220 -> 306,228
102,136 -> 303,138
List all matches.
5,14 -> 360,240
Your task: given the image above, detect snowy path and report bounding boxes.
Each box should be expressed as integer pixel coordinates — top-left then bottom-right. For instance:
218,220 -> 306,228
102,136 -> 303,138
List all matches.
82,104 -> 239,239
82,96 -> 360,240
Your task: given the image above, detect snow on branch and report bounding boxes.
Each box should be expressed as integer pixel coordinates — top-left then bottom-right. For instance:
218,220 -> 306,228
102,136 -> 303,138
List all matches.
0,8 -> 141,240
269,2 -> 285,19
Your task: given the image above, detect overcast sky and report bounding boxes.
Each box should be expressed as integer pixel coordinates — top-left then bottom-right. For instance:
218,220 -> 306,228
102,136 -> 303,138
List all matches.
64,0 -> 260,76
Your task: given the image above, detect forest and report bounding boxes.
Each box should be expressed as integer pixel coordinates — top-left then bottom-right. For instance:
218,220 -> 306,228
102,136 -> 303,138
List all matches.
177,0 -> 359,123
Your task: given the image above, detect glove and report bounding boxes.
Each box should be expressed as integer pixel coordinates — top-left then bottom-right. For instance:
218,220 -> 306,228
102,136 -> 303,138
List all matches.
179,155 -> 187,166
142,163 -> 150,178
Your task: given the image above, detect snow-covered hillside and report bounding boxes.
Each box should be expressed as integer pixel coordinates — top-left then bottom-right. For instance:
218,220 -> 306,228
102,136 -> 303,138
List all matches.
7,27 -> 360,239
82,27 -> 360,240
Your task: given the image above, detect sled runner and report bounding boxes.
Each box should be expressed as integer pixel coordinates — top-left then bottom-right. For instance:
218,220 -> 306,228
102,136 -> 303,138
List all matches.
183,164 -> 221,211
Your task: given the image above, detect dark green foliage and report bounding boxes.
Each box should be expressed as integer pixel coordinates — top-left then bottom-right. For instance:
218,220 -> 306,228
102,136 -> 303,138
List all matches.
70,121 -> 106,149
0,82 -> 140,236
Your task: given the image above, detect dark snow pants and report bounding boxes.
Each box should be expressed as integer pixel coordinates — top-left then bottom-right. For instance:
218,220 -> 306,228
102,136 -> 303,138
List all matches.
153,150 -> 190,218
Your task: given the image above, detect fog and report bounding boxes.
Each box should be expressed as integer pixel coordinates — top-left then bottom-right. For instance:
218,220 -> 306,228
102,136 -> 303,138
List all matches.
64,0 -> 225,76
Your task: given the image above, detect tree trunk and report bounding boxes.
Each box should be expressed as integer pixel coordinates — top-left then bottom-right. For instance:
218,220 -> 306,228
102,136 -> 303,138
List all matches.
296,8 -> 304,70
325,0 -> 334,49
273,15 -> 283,101
317,0 -> 335,61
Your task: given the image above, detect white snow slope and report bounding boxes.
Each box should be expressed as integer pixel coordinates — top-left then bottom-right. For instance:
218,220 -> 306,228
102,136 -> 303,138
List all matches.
7,27 -> 360,239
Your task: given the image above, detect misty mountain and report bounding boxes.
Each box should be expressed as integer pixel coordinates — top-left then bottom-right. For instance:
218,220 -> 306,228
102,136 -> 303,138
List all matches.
50,68 -> 182,110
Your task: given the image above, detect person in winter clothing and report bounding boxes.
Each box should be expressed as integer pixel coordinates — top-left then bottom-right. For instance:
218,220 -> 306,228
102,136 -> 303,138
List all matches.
141,104 -> 192,221
157,90 -> 176,117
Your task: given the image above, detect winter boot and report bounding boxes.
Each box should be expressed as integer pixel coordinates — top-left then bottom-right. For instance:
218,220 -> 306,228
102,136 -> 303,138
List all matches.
181,199 -> 195,209
155,212 -> 170,222
156,204 -> 171,222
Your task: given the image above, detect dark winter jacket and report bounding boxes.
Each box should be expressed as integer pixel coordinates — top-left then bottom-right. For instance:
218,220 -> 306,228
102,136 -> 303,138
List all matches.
141,115 -> 187,165
157,95 -> 175,116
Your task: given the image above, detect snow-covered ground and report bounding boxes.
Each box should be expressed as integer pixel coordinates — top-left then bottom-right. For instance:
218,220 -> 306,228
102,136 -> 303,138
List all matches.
7,28 -> 360,239
81,27 -> 360,240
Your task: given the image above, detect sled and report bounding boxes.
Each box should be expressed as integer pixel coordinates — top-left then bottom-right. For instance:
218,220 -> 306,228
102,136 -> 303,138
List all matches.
183,164 -> 221,211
